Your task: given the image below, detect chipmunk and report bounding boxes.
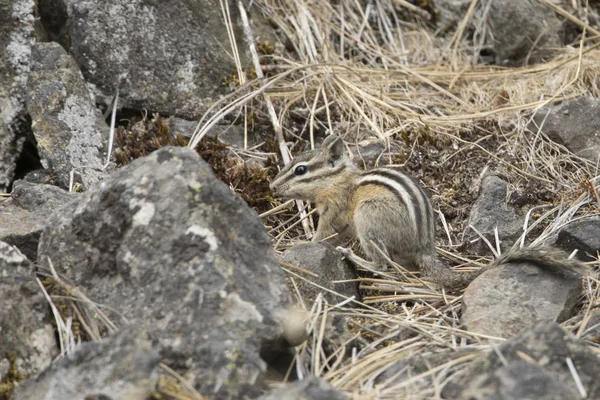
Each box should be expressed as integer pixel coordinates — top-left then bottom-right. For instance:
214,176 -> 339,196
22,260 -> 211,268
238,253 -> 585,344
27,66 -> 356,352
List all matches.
270,135 -> 589,291
270,134 -> 478,290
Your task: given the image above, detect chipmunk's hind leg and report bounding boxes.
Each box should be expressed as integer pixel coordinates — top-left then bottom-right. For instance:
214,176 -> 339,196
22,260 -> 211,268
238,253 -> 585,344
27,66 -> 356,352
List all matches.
354,199 -> 419,271
355,237 -> 391,272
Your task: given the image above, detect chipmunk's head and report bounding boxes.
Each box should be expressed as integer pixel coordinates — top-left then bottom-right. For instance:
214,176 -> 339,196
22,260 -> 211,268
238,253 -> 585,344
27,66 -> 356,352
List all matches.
270,135 -> 350,202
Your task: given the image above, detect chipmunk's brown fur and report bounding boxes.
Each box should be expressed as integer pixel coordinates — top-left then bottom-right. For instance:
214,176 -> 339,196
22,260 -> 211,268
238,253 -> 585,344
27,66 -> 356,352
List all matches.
270,135 -> 447,278
270,135 -> 586,291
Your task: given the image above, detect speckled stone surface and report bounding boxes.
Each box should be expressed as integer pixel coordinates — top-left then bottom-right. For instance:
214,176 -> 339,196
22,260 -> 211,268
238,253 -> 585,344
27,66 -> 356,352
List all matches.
38,146 -> 294,399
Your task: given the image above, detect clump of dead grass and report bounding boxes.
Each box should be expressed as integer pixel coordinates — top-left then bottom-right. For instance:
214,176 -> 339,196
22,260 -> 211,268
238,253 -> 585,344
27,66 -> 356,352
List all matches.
114,113 -> 188,165
195,136 -> 280,213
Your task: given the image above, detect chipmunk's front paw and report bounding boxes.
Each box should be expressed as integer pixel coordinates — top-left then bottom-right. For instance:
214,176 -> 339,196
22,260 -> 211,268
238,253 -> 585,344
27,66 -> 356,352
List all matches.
336,246 -> 353,258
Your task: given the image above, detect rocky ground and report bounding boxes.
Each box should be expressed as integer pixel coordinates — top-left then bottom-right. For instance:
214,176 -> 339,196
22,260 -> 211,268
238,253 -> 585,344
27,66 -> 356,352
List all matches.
1,0 -> 600,399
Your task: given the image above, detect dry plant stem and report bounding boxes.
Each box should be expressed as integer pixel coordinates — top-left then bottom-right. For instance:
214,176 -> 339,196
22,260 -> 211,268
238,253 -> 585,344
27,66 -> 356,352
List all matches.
71,302 -> 101,342
438,209 -> 454,246
42,257 -> 123,334
321,87 -> 334,133
238,1 -> 313,238
469,224 -> 500,257
282,268 -> 390,317
289,276 -> 307,312
309,84 -> 323,148
424,94 -> 576,124
219,0 -> 249,151
36,277 -> 72,357
69,86 -> 119,191
577,282 -> 600,337
338,247 -> 398,281
259,199 -> 294,218
333,77 -> 384,137
103,87 -> 118,170
220,0 -> 244,81
314,305 -> 329,375
437,248 -> 489,268
447,0 -> 479,67
280,260 -> 319,277
159,362 -> 207,400
517,204 -> 555,250
566,356 -> 588,398
275,208 -> 318,246
269,205 -> 310,233
188,63 -> 313,149
531,193 -> 592,246
390,0 -> 431,20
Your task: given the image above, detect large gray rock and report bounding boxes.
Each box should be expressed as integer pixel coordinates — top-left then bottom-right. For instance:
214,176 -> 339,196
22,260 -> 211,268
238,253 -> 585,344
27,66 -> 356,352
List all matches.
464,176 -> 523,254
556,217 -> 600,261
37,146 -> 295,399
444,321 -> 600,399
530,97 -> 600,162
486,0 -> 562,65
13,327 -> 160,400
0,0 -> 35,191
461,247 -> 582,338
258,376 -> 348,400
37,0 -> 274,119
282,242 -> 360,306
0,180 -> 75,260
0,241 -> 58,387
27,42 -> 107,190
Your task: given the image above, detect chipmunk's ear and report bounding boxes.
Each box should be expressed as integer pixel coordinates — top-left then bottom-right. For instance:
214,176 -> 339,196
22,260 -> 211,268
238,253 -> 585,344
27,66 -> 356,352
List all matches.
323,135 -> 344,163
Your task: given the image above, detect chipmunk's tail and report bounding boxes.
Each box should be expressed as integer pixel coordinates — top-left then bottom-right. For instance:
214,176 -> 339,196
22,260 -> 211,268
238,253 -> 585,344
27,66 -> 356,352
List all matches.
421,244 -> 588,292
491,245 -> 588,276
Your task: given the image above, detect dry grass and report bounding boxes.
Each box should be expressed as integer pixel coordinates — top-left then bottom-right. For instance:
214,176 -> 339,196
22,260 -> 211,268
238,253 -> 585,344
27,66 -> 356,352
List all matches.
186,0 -> 600,398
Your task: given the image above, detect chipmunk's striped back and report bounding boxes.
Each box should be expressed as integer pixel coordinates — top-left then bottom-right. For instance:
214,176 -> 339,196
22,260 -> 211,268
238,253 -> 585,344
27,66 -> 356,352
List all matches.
357,168 -> 435,247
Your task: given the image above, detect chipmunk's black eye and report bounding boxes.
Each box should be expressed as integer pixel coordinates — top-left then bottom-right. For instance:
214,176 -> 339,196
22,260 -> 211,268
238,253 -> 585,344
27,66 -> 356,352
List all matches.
294,165 -> 308,176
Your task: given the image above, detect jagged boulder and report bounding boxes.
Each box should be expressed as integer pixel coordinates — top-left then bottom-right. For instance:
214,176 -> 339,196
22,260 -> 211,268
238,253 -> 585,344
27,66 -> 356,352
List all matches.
0,180 -> 75,260
464,176 -> 523,254
37,146 -> 297,399
461,247 -> 582,338
37,0 -> 276,119
0,241 -> 58,389
529,97 -> 600,162
556,217 -> 600,261
0,0 -> 36,191
13,327 -> 160,400
444,321 -> 600,399
27,42 -> 107,190
485,0 -> 562,65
